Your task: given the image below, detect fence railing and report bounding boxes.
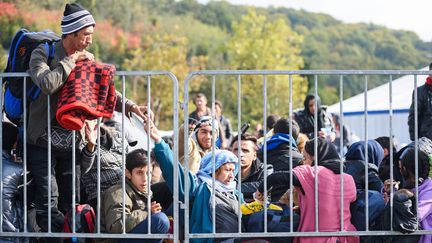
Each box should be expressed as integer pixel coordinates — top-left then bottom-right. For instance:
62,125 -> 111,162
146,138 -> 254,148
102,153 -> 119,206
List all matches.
1,69 -> 432,242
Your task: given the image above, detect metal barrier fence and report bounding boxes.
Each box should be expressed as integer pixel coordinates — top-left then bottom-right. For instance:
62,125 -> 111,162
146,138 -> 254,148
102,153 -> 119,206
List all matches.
1,69 -> 432,242
183,70 -> 432,242
0,71 -> 179,242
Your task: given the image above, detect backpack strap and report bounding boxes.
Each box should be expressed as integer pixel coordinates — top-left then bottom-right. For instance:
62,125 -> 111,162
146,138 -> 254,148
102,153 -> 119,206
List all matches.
84,209 -> 95,233
28,42 -> 56,99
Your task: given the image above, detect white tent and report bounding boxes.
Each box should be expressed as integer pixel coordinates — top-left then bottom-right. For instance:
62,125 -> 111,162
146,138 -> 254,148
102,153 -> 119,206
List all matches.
327,68 -> 428,145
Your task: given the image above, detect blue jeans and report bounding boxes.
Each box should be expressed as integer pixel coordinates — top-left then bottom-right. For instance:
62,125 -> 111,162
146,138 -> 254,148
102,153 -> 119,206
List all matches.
119,212 -> 170,243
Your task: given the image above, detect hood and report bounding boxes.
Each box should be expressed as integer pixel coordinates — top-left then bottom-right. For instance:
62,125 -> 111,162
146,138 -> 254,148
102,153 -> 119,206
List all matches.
305,137 -> 344,174
303,93 -> 322,115
260,133 -> 297,152
345,140 -> 384,167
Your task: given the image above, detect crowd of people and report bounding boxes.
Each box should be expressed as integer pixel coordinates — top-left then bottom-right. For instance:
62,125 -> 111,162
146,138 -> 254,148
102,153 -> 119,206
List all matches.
2,2 -> 432,243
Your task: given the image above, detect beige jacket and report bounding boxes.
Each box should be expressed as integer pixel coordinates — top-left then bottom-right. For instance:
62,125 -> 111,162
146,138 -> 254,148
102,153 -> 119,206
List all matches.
178,125 -> 207,174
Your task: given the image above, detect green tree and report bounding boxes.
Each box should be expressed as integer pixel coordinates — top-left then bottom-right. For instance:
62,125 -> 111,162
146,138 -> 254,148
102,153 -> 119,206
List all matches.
225,10 -> 308,127
122,31 -> 207,129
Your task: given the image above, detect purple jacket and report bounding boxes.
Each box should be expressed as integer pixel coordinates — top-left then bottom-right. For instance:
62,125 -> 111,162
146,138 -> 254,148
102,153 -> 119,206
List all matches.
417,178 -> 432,243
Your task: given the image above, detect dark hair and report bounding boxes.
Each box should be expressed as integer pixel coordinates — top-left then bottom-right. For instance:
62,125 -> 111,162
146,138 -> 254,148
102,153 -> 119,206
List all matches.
266,114 -> 280,130
230,132 -> 258,147
194,93 -> 207,102
162,136 -> 174,150
126,149 -> 154,172
215,100 -> 223,110
375,136 -> 396,152
400,148 -> 430,180
273,118 -> 300,140
2,122 -> 18,151
429,62 -> 432,70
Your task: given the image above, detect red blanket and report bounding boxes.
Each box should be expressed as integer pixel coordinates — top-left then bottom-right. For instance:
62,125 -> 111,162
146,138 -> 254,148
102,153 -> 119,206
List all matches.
56,61 -> 117,130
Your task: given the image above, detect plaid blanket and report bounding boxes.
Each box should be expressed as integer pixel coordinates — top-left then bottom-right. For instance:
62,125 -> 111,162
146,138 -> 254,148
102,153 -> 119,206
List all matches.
56,61 -> 117,130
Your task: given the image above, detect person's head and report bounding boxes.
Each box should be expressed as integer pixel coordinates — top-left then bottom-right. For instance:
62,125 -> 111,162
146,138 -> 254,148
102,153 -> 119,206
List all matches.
2,122 -> 18,152
266,114 -> 280,130
332,113 -> 341,130
303,94 -> 322,115
199,150 -> 239,185
125,149 -> 154,193
273,118 -> 300,140
399,147 -> 430,189
194,116 -> 219,150
296,133 -> 309,153
303,137 -> 340,166
193,93 -> 207,111
375,136 -> 397,157
61,3 -> 95,51
344,140 -> 385,167
231,133 -> 258,170
215,100 -> 223,117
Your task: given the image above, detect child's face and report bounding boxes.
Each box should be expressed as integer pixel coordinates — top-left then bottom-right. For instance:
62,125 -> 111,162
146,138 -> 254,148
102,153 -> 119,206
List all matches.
215,162 -> 236,185
126,165 -> 151,193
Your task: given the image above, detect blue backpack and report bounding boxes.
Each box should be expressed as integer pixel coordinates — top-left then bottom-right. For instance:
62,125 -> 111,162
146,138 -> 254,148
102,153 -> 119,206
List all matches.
3,28 -> 60,125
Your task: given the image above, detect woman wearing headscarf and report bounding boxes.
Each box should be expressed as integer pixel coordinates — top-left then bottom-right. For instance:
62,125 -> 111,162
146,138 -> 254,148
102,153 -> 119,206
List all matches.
256,138 -> 358,243
344,140 -> 384,192
145,116 -> 242,243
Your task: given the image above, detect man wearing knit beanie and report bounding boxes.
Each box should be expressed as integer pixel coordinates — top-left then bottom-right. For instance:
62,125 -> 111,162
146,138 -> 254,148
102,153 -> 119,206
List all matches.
27,2 -> 148,238
26,3 -> 96,238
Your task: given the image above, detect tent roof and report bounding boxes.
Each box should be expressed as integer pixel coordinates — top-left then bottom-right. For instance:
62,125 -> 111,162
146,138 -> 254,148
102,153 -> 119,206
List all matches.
327,68 -> 428,114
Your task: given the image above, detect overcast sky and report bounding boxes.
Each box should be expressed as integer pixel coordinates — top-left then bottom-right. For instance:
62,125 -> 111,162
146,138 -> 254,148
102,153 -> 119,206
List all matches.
198,0 -> 432,41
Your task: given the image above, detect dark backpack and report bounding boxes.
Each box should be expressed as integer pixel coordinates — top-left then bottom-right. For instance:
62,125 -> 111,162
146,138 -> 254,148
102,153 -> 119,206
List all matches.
63,204 -> 96,243
3,28 -> 60,124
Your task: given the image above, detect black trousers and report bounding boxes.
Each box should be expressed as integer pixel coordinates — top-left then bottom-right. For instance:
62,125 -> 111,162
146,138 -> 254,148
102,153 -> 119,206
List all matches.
27,143 -> 80,232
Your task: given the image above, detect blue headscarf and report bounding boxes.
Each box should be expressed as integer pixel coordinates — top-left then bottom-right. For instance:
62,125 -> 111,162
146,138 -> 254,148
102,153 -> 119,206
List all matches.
345,140 -> 384,167
196,150 -> 239,192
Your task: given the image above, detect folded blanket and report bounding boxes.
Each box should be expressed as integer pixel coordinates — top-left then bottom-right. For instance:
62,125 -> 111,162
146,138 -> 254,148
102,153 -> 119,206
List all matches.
56,61 -> 117,130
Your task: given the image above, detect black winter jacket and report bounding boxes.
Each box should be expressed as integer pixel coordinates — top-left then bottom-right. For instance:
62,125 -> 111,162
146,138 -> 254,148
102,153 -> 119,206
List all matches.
408,83 -> 432,141
294,94 -> 334,139
257,143 -> 303,201
241,158 -> 274,202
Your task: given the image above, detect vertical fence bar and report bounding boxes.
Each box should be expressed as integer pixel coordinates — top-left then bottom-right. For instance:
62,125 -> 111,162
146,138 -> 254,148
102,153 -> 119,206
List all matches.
364,75 -> 369,231
172,73 -> 180,243
339,75 -> 344,231
121,75 -> 127,234
0,76 -> 3,233
47,95 -> 52,233
414,74 -> 419,229
289,75 -> 294,232
389,75 -> 394,231
236,75 -> 242,234
314,75 -> 319,232
147,75 -> 152,235
23,77 -> 28,232
211,75 -> 216,235
263,75 -> 268,233
97,117 -> 101,233
184,75 -> 190,243
72,131 -> 76,233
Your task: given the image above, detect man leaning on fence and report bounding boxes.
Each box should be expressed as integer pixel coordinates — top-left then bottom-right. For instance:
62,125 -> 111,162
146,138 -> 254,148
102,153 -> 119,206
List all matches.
27,3 -> 147,236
